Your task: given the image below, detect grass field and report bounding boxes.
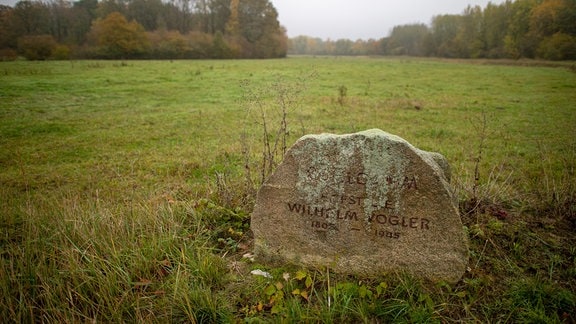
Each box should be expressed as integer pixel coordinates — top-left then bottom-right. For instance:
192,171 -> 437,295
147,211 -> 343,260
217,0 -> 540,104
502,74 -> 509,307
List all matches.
1,57 -> 575,322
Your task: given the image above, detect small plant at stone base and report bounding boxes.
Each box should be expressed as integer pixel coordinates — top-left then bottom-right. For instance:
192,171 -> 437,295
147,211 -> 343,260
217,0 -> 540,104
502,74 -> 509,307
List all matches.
264,281 -> 287,315
327,280 -> 389,317
217,229 -> 242,252
193,198 -> 249,253
238,266 -> 447,323
374,274 -> 438,323
289,270 -> 314,302
241,269 -> 316,317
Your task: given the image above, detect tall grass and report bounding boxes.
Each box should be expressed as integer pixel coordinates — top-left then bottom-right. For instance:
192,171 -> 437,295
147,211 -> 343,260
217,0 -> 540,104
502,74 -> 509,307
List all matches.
1,57 -> 575,322
0,190 -> 227,321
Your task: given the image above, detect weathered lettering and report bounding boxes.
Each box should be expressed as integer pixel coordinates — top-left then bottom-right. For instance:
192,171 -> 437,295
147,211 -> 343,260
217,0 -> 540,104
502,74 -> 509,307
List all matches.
368,213 -> 431,230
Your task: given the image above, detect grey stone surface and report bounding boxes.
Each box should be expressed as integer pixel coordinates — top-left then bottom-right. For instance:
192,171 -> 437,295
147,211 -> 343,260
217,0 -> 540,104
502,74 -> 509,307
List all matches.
251,129 -> 468,283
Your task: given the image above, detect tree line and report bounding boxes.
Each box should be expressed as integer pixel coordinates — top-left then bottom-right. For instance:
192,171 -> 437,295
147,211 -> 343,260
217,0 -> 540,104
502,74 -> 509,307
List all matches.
289,0 -> 576,61
0,0 -> 287,60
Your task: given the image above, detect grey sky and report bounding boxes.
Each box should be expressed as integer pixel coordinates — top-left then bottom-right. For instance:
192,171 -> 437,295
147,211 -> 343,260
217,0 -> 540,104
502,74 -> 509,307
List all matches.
0,0 -> 17,6
270,0 -> 507,40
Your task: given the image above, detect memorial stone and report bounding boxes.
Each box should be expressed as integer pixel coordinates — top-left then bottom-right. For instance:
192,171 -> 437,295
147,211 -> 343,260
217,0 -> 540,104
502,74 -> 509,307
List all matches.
251,129 -> 468,283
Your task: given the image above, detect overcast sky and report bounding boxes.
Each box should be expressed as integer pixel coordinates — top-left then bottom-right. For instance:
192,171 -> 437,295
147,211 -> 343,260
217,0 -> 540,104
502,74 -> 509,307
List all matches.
270,0 -> 507,40
0,0 -> 507,40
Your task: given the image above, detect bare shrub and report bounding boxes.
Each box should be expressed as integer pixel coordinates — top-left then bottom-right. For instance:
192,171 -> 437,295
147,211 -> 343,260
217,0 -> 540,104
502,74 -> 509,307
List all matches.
456,111 -> 516,221
240,72 -> 316,199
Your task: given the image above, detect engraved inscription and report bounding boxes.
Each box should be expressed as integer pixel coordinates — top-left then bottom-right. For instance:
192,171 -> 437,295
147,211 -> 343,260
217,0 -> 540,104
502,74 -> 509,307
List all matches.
305,168 -> 419,191
311,220 -> 338,231
287,203 -> 359,221
375,229 -> 401,239
368,213 -> 430,230
286,201 -> 431,241
287,202 -> 430,230
290,168 -> 428,241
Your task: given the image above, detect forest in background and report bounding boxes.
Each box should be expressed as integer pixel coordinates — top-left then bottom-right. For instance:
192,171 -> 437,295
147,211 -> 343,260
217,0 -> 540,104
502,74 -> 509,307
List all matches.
0,0 -> 288,59
0,0 -> 575,60
290,0 -> 576,60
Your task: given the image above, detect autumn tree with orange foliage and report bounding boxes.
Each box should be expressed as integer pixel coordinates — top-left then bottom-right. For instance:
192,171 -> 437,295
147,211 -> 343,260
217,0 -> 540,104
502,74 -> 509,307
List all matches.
88,12 -> 149,59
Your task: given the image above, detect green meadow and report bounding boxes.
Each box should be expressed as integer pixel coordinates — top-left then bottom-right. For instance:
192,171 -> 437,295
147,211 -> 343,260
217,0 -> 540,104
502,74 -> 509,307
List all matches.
1,57 -> 575,322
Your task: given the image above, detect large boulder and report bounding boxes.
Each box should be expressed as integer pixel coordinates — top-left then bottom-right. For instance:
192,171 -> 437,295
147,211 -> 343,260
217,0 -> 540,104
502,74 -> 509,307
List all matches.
251,129 -> 468,283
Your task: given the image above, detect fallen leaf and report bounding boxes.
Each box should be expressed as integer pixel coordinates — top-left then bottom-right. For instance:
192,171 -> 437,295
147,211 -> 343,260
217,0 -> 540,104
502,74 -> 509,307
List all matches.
295,270 -> 307,280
